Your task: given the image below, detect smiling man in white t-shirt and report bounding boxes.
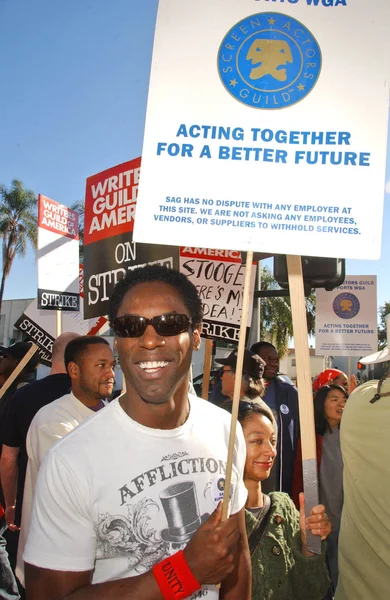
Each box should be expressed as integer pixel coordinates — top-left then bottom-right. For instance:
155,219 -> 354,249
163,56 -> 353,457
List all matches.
24,265 -> 250,600
17,335 -> 115,586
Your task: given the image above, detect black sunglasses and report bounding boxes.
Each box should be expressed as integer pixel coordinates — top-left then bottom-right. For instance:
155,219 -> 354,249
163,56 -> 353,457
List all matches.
113,313 -> 192,338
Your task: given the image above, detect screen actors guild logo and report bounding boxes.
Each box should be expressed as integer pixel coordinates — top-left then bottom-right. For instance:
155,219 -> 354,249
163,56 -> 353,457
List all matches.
333,293 -> 361,319
217,12 -> 322,109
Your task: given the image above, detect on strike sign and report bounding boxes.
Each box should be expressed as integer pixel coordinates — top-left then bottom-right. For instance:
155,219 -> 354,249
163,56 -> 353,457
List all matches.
37,196 -> 79,311
84,158 -> 179,319
85,159 -> 140,245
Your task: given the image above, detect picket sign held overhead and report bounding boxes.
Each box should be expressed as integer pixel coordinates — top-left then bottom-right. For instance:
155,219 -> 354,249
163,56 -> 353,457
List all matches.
132,0 -> 389,551
83,158 -> 178,320
37,195 -> 80,312
134,0 -> 390,260
180,247 -> 257,343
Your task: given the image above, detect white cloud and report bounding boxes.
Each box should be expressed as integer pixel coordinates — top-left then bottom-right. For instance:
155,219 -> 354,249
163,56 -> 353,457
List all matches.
386,180 -> 390,194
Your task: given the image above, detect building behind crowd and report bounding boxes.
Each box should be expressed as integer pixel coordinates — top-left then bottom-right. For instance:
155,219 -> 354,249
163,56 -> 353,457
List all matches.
1,298 -> 386,387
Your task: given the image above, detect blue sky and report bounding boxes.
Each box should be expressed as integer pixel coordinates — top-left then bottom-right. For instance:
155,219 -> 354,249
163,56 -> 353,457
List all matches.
1,0 -> 389,309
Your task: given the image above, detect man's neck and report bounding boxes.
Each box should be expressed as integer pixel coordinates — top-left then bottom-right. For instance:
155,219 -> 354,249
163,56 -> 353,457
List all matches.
119,379 -> 190,430
71,388 -> 104,410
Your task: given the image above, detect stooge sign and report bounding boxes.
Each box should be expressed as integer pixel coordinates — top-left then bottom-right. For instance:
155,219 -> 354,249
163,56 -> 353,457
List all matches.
134,0 -> 390,258
180,247 -> 256,342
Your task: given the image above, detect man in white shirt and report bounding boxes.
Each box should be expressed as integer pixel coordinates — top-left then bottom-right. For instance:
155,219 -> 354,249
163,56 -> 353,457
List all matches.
24,265 -> 251,600
17,335 -> 115,586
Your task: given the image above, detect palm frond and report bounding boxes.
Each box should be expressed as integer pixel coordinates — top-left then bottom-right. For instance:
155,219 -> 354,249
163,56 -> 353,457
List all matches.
0,179 -> 38,310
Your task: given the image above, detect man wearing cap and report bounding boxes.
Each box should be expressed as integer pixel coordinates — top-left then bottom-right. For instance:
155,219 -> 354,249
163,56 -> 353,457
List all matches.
217,349 -> 265,401
0,341 -> 39,404
23,265 -> 250,600
250,341 -> 299,496
336,363 -> 390,600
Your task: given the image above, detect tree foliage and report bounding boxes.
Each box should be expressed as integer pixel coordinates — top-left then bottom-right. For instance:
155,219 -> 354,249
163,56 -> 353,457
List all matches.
259,265 -> 316,358
70,200 -> 84,260
0,179 -> 37,312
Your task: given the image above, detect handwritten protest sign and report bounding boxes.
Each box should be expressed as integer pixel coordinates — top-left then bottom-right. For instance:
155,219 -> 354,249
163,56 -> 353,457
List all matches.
134,0 -> 390,260
180,247 -> 256,342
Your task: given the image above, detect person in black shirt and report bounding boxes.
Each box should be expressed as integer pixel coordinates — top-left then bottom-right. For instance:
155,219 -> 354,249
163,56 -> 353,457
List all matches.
250,341 -> 300,496
0,340 -> 41,598
0,333 -> 78,533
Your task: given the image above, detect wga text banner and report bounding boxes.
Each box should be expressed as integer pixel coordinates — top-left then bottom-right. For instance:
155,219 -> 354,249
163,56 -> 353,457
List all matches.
84,158 -> 179,319
134,0 -> 390,259
37,195 -> 79,311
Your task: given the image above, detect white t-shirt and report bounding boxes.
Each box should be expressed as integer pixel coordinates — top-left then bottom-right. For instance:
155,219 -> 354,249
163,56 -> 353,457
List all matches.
17,392 -> 105,585
24,395 -> 247,599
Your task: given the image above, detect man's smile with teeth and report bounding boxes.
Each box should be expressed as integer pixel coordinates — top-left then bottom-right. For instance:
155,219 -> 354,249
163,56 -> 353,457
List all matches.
138,361 -> 169,371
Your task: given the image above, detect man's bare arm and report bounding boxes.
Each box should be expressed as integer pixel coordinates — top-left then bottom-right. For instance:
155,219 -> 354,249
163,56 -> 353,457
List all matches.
0,444 -> 20,529
220,507 -> 251,600
25,564 -> 162,600
26,502 -> 242,600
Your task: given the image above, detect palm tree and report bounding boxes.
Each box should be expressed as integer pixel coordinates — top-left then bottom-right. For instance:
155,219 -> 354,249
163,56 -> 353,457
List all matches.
0,179 -> 37,312
70,199 -> 84,261
259,265 -> 316,358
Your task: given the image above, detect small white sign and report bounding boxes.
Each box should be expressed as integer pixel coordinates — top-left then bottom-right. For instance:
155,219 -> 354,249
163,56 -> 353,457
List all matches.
315,276 -> 378,357
37,195 -> 80,310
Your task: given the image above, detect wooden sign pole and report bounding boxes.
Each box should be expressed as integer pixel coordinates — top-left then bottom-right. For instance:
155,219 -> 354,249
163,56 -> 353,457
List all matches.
286,255 -> 320,554
0,343 -> 39,401
347,356 -> 351,393
221,251 -> 254,521
56,310 -> 62,337
201,338 -> 213,400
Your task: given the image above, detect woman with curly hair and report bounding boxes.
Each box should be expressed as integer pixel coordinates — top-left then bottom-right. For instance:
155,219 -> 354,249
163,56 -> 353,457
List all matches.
225,399 -> 331,600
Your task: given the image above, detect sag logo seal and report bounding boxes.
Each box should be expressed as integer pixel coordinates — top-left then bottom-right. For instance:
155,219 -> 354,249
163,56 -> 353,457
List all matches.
333,293 -> 360,319
217,12 -> 322,110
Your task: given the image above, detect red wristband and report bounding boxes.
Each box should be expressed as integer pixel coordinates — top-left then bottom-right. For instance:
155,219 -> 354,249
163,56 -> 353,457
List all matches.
152,550 -> 201,600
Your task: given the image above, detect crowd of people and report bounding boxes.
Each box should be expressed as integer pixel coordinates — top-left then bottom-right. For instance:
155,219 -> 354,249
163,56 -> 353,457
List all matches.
0,264 -> 388,600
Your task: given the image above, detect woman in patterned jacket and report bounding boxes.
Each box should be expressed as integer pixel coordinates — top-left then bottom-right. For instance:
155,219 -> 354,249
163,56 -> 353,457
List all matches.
226,399 -> 331,600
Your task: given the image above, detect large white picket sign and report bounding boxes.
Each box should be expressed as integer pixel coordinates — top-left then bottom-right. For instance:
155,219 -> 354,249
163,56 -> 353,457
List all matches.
134,0 -> 390,259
